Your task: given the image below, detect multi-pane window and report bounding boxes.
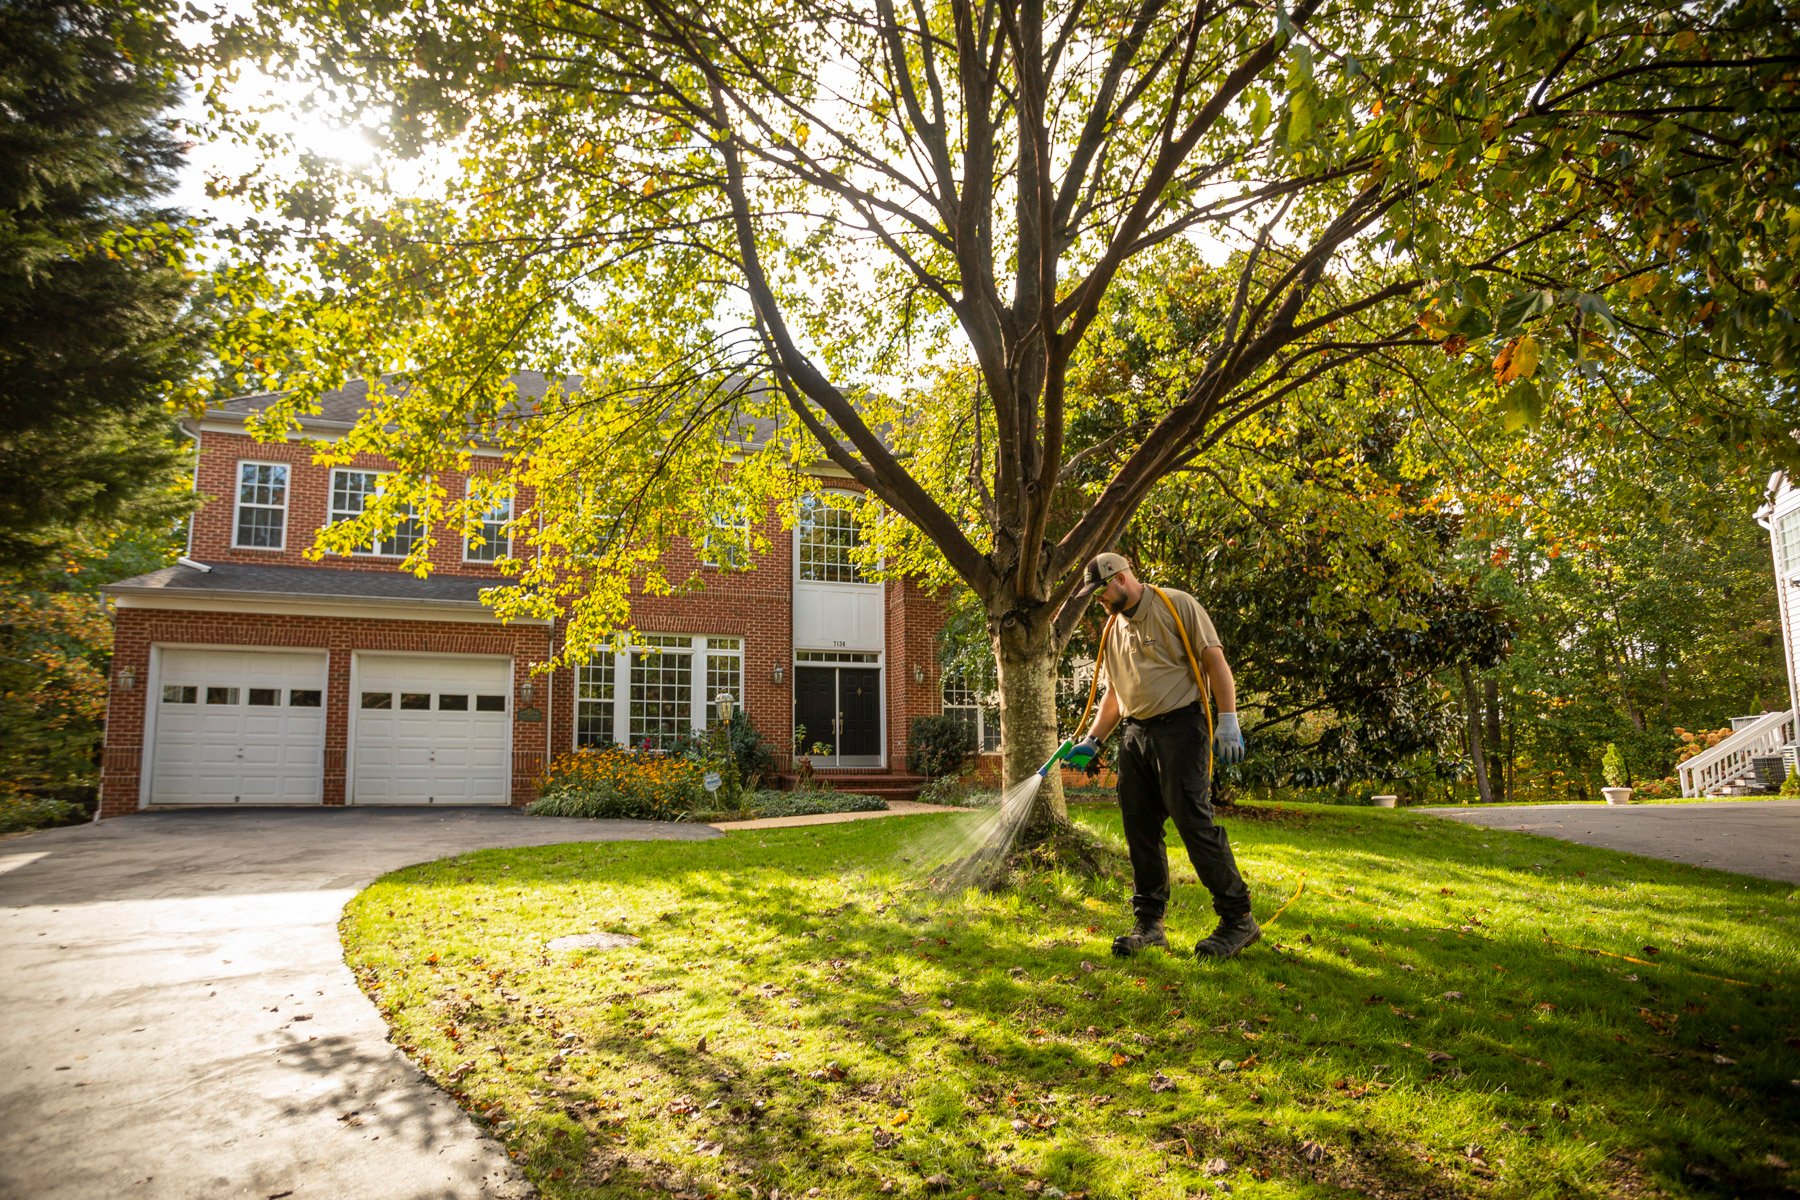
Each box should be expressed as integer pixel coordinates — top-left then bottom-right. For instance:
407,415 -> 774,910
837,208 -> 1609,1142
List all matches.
575,634 -> 746,749
705,637 -> 743,729
233,462 -> 288,549
464,490 -> 511,563
330,469 -> 423,556
702,512 -> 752,569
575,654 -> 617,748
797,492 -> 868,583
942,668 -> 1001,753
629,635 -> 694,749
1780,508 -> 1800,572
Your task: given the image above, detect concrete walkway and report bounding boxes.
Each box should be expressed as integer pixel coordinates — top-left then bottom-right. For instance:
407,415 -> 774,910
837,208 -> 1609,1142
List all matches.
1421,799 -> 1800,884
710,797 -> 970,831
0,809 -> 718,1200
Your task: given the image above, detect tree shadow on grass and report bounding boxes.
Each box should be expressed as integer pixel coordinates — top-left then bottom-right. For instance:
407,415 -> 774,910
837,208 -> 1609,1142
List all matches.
347,809 -> 1800,1199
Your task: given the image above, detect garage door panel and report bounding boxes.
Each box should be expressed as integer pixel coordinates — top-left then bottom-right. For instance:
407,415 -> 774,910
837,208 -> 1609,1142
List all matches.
149,649 -> 327,805
352,654 -> 511,805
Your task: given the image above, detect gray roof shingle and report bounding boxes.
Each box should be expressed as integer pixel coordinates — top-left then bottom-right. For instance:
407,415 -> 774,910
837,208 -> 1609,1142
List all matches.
103,562 -> 524,613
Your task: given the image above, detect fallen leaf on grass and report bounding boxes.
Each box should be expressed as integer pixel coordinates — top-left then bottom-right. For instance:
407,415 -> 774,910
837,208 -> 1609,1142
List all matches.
1300,1141 -> 1327,1164
1203,1157 -> 1230,1176
1149,1072 -> 1177,1093
1426,1051 -> 1454,1064
1767,1154 -> 1791,1169
890,1111 -> 911,1127
871,1130 -> 899,1149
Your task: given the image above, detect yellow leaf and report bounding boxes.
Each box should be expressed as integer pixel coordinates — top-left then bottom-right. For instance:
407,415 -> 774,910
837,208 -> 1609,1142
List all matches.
1493,335 -> 1539,385
891,1110 -> 911,1127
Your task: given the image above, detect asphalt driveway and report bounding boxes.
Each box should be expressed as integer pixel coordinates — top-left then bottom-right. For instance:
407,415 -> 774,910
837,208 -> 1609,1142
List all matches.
1421,799 -> 1800,884
0,808 -> 719,1200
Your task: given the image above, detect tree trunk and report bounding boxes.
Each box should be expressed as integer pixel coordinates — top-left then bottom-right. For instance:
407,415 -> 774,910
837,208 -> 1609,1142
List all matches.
1460,661 -> 1495,805
992,608 -> 1067,838
1483,676 -> 1503,801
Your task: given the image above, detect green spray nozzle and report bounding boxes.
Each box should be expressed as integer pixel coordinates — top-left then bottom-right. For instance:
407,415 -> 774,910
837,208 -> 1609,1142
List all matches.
1037,738 -> 1075,778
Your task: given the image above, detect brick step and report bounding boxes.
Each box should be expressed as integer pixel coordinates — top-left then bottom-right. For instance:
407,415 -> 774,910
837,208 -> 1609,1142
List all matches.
773,772 -> 928,802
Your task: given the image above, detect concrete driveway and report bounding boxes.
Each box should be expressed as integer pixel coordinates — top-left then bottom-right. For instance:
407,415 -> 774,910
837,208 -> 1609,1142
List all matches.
1422,799 -> 1800,884
0,808 -> 719,1200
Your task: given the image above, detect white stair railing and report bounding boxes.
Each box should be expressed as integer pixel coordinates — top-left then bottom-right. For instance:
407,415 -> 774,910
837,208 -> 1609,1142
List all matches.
1678,710 -> 1796,797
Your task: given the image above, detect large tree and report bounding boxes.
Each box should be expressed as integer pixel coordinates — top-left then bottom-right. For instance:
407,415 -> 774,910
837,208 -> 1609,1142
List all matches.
0,0 -> 202,561
211,0 -> 1798,845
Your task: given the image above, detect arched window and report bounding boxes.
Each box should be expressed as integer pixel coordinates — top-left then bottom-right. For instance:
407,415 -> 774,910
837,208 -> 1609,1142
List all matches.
797,492 -> 869,583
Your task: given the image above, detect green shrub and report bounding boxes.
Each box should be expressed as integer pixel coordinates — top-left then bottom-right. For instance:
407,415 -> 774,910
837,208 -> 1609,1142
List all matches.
744,792 -> 887,818
1602,742 -> 1628,789
916,774 -> 970,806
909,715 -> 975,779
530,749 -> 707,820
1781,769 -> 1800,798
667,711 -> 776,790
0,791 -> 85,834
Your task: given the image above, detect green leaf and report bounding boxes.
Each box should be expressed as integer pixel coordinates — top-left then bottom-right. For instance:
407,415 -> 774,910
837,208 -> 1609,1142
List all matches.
1287,90 -> 1314,144
1495,289 -> 1556,335
1248,89 -> 1272,138
1500,379 -> 1543,433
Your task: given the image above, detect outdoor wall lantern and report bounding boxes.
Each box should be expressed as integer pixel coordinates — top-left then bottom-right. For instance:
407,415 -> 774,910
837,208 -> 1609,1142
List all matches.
772,665 -> 785,685
519,681 -> 536,706
913,665 -> 926,685
118,666 -> 135,692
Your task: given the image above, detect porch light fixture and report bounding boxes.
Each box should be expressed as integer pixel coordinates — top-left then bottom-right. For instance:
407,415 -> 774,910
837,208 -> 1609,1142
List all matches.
772,665 -> 785,685
913,665 -> 925,685
119,666 -> 135,692
520,681 -> 536,706
715,692 -> 735,724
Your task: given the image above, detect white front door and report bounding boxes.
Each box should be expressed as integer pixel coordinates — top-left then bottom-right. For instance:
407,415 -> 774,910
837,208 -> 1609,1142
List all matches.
352,654 -> 512,805
149,648 -> 328,804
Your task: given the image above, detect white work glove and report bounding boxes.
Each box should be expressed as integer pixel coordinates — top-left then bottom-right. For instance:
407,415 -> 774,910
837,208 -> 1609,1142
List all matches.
1214,712 -> 1245,765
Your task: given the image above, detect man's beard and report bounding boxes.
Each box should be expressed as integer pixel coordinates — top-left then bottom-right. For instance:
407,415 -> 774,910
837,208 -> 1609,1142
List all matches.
1103,590 -> 1129,614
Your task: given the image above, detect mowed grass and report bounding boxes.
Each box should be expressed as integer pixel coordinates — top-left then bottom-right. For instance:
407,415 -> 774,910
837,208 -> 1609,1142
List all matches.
340,805 -> 1799,1199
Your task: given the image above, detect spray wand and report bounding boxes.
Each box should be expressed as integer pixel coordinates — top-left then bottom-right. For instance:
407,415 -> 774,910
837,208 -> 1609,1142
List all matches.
1035,738 -> 1099,778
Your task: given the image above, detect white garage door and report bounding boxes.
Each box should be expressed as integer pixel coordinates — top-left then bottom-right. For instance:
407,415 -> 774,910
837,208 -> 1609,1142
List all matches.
149,649 -> 328,805
352,654 -> 512,805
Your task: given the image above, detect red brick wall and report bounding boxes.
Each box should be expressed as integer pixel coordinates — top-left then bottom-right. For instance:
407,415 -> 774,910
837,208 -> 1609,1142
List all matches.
190,430 -> 529,577
102,608 -> 555,817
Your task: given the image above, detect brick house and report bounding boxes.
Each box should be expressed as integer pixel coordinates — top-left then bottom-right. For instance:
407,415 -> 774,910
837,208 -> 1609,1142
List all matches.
96,373 -> 955,817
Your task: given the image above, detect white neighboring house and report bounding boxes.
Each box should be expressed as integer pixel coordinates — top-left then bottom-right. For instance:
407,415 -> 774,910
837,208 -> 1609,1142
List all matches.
1678,473 -> 1800,796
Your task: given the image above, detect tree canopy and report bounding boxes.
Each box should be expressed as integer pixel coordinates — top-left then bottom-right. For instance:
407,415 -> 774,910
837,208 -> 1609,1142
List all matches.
207,0 -> 1800,829
0,0 -> 201,561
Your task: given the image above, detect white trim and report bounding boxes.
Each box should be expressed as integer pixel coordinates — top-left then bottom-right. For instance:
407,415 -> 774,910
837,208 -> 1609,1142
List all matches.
571,633 -> 745,751
195,416 -> 510,457
110,591 -> 549,625
175,556 -> 212,573
230,459 -> 290,552
700,512 -> 753,569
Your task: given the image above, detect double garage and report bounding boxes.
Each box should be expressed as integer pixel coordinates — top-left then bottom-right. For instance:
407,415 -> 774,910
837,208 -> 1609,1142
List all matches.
146,647 -> 515,806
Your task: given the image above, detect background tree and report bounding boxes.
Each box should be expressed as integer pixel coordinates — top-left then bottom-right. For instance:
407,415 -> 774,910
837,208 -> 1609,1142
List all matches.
0,0 -> 202,561
210,0 -> 1799,849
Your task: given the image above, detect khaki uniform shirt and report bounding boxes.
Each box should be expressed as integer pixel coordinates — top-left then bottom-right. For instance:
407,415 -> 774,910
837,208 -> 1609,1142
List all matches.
1101,586 -> 1222,719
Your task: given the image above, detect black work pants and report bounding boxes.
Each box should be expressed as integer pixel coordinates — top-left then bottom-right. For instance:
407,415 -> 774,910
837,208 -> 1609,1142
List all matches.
1116,704 -> 1252,922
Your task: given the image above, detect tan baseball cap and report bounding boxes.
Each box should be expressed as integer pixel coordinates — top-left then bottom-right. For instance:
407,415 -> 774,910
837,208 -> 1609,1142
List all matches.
1074,552 -> 1131,598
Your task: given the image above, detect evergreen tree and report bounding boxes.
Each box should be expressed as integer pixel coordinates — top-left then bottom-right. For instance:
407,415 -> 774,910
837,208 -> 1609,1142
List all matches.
0,0 -> 199,560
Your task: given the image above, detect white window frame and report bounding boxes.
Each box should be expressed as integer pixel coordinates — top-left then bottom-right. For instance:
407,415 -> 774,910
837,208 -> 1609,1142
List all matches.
574,634 -> 745,750
701,511 -> 753,569
330,468 -> 423,558
462,485 -> 512,564
797,491 -> 877,583
231,460 -> 289,551
942,668 -> 1000,754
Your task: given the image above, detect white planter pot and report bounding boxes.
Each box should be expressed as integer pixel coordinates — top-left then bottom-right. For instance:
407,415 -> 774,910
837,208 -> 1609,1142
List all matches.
1602,787 -> 1634,805
1371,794 -> 1398,808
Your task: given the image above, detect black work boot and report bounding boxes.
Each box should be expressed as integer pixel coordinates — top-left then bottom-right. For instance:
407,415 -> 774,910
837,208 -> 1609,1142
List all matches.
1111,917 -> 1169,957
1194,913 -> 1261,959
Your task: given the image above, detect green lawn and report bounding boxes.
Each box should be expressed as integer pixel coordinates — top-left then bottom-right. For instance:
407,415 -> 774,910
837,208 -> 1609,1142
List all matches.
341,805 -> 1799,1199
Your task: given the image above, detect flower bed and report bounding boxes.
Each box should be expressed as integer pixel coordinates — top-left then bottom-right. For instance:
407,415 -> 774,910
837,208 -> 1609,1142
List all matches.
529,749 -> 709,820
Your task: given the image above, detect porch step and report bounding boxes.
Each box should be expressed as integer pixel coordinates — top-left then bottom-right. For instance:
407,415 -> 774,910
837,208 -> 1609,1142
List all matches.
773,771 -> 930,802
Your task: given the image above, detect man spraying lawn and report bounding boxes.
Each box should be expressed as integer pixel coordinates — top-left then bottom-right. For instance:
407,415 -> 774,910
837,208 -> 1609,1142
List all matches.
1067,553 -> 1259,960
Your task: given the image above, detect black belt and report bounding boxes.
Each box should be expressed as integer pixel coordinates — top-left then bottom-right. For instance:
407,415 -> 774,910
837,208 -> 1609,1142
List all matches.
1121,700 -> 1203,728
